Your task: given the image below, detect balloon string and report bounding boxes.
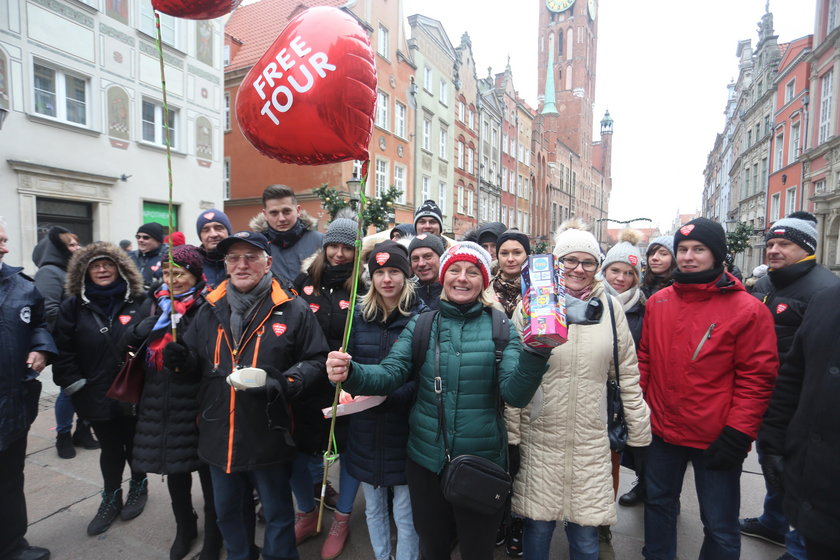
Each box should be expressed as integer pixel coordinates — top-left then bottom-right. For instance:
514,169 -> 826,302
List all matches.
154,10 -> 177,343
318,161 -> 369,533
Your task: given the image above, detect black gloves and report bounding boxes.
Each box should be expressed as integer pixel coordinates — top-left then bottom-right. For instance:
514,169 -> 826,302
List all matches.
522,344 -> 554,359
131,316 -> 159,345
263,366 -> 304,401
508,444 -> 521,478
761,453 -> 785,494
163,342 -> 194,373
703,426 -> 752,470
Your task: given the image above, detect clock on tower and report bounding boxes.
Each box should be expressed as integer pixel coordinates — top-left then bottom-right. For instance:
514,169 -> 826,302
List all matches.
546,0 -> 575,13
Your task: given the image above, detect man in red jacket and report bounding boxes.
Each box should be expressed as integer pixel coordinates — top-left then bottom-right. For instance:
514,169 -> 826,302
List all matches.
638,217 -> 778,560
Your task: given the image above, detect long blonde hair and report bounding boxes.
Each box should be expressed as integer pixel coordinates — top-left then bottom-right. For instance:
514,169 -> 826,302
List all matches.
361,273 -> 416,322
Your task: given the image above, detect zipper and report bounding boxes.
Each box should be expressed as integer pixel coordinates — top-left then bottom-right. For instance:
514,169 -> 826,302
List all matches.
691,323 -> 716,361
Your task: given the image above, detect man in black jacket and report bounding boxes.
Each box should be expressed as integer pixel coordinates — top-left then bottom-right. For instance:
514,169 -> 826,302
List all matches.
129,222 -> 166,292
164,231 -> 329,560
741,212 -> 840,559
408,234 -> 444,310
0,222 -> 57,560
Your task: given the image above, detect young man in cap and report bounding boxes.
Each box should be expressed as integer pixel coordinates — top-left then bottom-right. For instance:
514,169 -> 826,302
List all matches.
129,222 -> 166,292
408,233 -> 445,310
162,230 -> 330,560
740,212 -> 840,559
639,217 -> 779,560
196,208 -> 234,289
413,199 -> 444,237
251,185 -> 323,285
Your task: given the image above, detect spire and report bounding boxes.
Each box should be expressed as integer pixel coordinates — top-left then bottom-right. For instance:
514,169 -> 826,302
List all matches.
600,110 -> 613,135
541,37 -> 558,115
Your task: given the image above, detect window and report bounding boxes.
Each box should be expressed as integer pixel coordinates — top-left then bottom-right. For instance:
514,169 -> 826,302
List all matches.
393,164 -> 407,204
377,25 -> 389,58
753,164 -> 759,194
422,117 -> 431,151
774,133 -> 784,171
424,67 -> 432,91
439,80 -> 448,105
502,134 -> 508,154
467,190 -> 474,216
457,141 -> 465,168
761,157 -> 768,189
394,101 -> 406,138
223,45 -> 231,66
829,0 -> 839,32
743,166 -> 751,194
33,63 -> 88,126
770,193 -> 780,221
747,130 -> 752,147
438,181 -> 446,209
815,179 -> 827,193
458,101 -> 465,122
375,159 -> 389,197
492,128 -> 498,150
784,79 -> 795,104
141,4 -> 177,46
376,91 -> 389,130
468,148 -> 475,175
224,92 -> 231,131
468,110 -> 475,129
789,122 -> 800,161
224,158 -> 231,199
502,169 -> 507,191
422,176 -> 431,200
786,187 -> 797,215
819,70 -> 833,143
439,126 -> 448,159
458,185 -> 465,214
142,99 -> 177,147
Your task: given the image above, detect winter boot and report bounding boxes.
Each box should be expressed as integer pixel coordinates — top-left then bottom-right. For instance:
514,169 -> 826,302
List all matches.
72,421 -> 100,450
121,477 -> 148,521
170,501 -> 198,560
87,489 -> 123,536
295,508 -> 319,545
55,431 -> 75,459
198,514 -> 223,560
320,511 -> 350,560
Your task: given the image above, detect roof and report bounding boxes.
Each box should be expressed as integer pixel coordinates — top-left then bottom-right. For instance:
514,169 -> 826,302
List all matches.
225,0 -> 345,72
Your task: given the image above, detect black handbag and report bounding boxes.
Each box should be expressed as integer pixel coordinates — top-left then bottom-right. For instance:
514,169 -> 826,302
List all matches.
606,297 -> 628,452
433,315 -> 511,516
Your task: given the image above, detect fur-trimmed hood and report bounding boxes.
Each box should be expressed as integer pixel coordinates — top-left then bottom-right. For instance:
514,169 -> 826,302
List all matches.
248,210 -> 319,233
64,242 -> 145,300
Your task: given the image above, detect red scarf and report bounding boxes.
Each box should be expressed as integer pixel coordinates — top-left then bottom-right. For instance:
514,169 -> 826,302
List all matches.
146,287 -> 199,371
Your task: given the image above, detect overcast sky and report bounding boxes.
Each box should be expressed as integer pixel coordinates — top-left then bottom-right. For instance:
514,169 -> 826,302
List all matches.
402,0 -> 816,231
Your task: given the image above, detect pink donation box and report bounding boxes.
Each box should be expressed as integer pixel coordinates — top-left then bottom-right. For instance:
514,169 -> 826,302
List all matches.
521,254 -> 568,347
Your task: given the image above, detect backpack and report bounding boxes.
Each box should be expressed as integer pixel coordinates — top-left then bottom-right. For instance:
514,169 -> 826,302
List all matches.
411,307 -> 510,378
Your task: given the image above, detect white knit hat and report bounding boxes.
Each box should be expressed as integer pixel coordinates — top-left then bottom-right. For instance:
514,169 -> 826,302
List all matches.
553,218 -> 601,262
602,229 -> 643,278
439,241 -> 492,288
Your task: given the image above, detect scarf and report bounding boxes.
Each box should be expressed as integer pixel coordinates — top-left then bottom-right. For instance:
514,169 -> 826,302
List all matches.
227,273 -> 273,342
323,262 -> 353,289
603,282 -> 642,313
84,277 -> 127,319
672,265 -> 724,285
265,219 -> 307,249
565,282 -> 595,302
565,294 -> 602,325
492,274 -> 521,318
146,285 -> 201,370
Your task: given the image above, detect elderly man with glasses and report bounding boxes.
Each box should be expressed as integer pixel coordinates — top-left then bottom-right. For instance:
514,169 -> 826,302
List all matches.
129,222 -> 166,292
161,231 -> 330,560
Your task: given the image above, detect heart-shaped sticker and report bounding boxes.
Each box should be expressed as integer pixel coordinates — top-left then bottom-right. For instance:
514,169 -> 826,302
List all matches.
309,303 -> 320,313
339,300 -> 350,310
375,252 -> 390,266
152,0 -> 242,20
776,303 -> 788,314
303,285 -> 314,295
679,224 -> 695,236
118,315 -> 132,325
235,6 -> 377,165
151,265 -> 160,272
203,212 -> 216,220
272,323 -> 287,336
628,255 -> 638,266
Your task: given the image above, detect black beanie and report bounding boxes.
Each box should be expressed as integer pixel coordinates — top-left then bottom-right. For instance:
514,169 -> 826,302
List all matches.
496,229 -> 531,256
408,233 -> 445,257
137,222 -> 165,243
368,240 -> 411,278
673,218 -> 727,266
477,222 -> 508,246
414,199 -> 443,230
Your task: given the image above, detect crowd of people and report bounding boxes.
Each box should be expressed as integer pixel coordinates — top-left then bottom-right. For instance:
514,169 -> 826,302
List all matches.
1,187 -> 839,560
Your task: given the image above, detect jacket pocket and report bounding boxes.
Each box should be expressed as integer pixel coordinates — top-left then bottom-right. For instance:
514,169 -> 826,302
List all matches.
691,323 -> 716,361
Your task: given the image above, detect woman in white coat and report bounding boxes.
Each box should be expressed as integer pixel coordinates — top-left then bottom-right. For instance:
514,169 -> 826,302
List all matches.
511,220 -> 651,560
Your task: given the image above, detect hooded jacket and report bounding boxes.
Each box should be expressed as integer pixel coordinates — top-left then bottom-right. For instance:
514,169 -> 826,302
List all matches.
639,271 -> 778,448
510,283 -> 651,526
52,243 -> 148,422
249,212 -> 323,285
0,264 -> 57,451
32,234 -> 72,330
180,277 -> 330,472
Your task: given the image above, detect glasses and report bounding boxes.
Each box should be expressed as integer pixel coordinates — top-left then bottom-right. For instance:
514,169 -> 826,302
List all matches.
135,234 -> 152,240
224,253 -> 266,265
89,261 -> 116,271
560,257 -> 599,272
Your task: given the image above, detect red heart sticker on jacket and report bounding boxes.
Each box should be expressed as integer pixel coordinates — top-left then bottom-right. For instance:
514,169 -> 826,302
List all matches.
339,300 -> 350,310
303,285 -> 314,295
776,303 -> 788,314
150,265 -> 160,272
118,315 -> 132,325
679,224 -> 695,236
235,6 -> 377,165
309,303 -> 320,313
628,255 -> 638,266
375,252 -> 390,266
272,323 -> 287,336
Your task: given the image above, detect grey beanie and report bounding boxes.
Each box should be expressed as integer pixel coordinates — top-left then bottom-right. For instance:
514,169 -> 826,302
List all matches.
647,235 -> 675,258
603,229 -> 643,278
323,218 -> 357,248
765,216 -> 817,255
408,233 -> 445,257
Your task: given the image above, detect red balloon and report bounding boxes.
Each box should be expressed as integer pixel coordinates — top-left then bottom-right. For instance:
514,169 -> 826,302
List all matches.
152,0 -> 242,20
235,6 -> 377,165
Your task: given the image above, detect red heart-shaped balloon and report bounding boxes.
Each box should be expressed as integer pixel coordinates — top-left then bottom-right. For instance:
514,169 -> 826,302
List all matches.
152,0 -> 242,20
235,6 -> 377,165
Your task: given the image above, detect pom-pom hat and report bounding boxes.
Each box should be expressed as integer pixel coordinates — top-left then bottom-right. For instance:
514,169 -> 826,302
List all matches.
602,229 -> 643,277
553,218 -> 600,262
439,241 -> 492,289
323,218 -> 358,248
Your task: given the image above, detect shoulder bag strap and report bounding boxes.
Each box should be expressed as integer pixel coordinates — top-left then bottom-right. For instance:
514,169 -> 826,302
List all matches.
89,307 -> 125,363
433,313 -> 452,462
606,296 -> 620,386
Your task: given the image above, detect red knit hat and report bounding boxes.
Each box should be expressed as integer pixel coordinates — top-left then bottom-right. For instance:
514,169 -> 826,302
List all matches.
439,241 -> 492,289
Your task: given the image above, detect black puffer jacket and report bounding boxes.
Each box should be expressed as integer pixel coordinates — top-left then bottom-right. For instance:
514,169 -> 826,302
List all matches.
129,244 -> 165,292
759,284 -> 840,548
53,243 -> 147,422
344,299 -> 428,487
131,291 -> 206,475
751,258 -> 840,356
414,280 -> 442,311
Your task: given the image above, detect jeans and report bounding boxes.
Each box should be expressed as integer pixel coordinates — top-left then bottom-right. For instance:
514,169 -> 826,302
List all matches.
361,483 -> 419,560
522,519 -> 599,560
289,453 -> 359,514
210,463 -> 297,560
643,435 -> 741,560
756,444 -> 808,559
54,389 -> 74,434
